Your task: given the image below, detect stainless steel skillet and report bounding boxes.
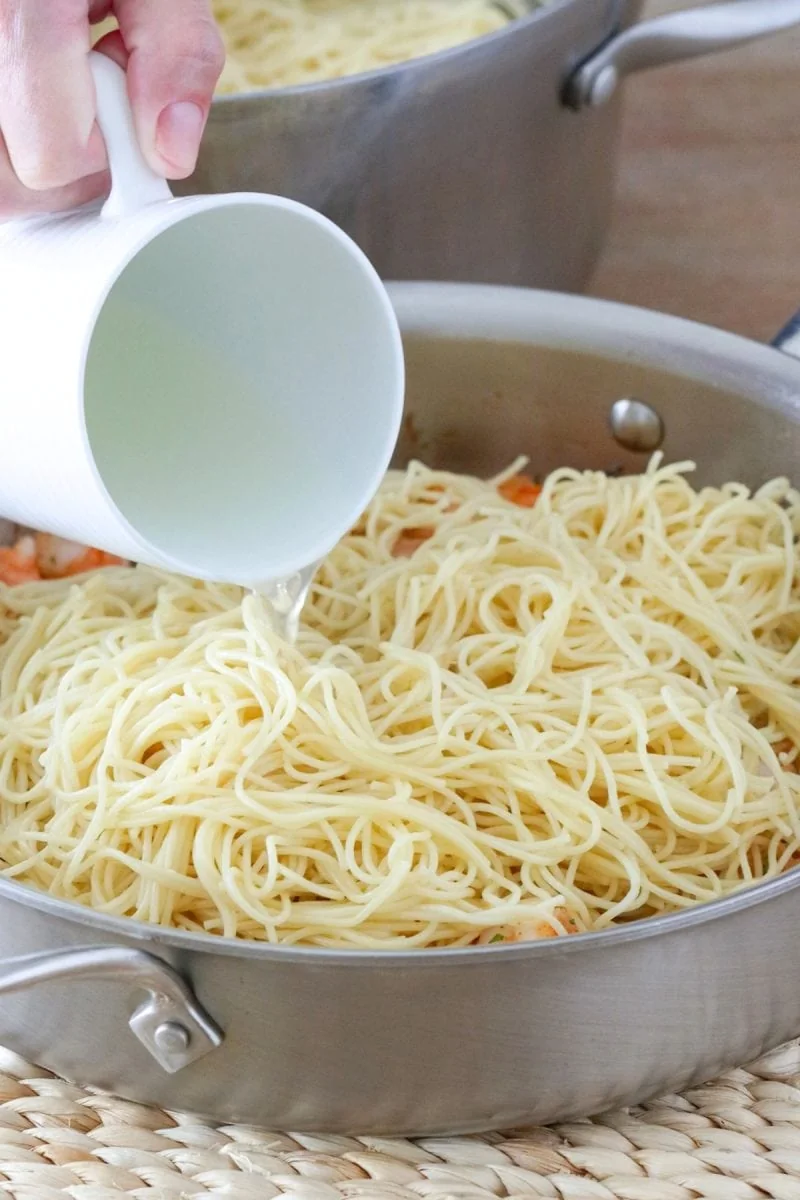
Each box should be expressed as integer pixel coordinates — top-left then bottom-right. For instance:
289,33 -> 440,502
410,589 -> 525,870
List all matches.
0,283 -> 798,1135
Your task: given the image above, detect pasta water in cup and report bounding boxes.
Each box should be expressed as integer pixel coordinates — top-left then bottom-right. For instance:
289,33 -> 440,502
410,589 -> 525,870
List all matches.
0,53 -> 404,592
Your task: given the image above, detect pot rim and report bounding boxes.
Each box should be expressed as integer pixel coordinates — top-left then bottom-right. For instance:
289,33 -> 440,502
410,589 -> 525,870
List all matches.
5,280 -> 800,968
210,0 -> 579,105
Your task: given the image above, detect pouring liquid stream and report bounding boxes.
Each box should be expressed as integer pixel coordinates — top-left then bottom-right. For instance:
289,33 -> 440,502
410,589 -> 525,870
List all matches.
254,561 -> 319,644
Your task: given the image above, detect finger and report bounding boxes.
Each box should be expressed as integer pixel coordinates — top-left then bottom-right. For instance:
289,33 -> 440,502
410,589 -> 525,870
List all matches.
0,0 -> 108,191
114,0 -> 224,179
0,130 -> 107,219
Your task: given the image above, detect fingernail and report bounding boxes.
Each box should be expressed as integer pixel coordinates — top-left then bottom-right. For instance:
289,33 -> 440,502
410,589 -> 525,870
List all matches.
156,101 -> 204,173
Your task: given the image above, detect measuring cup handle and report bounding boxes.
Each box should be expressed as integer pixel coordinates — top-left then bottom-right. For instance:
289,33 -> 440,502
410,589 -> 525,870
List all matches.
90,51 -> 174,219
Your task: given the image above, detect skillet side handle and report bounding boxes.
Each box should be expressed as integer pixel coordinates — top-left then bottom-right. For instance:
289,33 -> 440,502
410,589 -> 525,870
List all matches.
0,945 -> 223,1073
564,0 -> 800,111
773,311 -> 800,361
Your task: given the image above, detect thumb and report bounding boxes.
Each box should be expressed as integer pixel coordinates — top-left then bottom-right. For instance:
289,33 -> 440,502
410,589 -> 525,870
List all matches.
113,0 -> 224,179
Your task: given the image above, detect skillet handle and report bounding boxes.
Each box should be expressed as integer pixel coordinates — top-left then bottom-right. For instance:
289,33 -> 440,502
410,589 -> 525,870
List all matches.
0,945 -> 223,1073
564,0 -> 800,110
773,311 -> 800,361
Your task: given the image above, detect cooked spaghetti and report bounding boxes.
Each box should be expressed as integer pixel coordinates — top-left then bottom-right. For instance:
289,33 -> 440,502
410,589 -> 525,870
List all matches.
0,457 -> 799,948
93,2 -> 538,93
210,0 -> 533,93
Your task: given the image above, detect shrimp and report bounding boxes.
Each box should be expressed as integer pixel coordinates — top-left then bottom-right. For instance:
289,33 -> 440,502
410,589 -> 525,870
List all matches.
34,535 -> 125,579
497,473 -> 542,508
0,536 -> 40,585
477,908 -> 579,945
0,533 -> 125,587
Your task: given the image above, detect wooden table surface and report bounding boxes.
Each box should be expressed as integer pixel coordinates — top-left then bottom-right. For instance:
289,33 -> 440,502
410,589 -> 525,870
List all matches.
589,0 -> 800,345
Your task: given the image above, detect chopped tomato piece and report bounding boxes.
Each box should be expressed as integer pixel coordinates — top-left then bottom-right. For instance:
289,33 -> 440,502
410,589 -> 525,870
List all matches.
498,474 -> 542,508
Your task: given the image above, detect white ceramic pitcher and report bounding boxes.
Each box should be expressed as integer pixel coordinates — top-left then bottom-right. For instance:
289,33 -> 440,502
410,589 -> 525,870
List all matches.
0,53 -> 404,587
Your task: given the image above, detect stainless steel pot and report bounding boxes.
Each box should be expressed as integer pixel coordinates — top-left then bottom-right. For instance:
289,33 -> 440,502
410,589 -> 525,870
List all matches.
0,283 -> 799,1135
184,0 -> 800,290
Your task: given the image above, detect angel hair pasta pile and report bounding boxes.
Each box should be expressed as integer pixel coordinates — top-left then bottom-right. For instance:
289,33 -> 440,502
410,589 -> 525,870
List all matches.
0,457 -> 799,949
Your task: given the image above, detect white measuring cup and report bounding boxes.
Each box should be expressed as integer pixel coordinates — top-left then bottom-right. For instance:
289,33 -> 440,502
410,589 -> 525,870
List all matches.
0,53 -> 404,587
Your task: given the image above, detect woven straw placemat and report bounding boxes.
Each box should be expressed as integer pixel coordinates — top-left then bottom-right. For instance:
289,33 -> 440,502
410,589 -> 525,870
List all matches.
1,1043 -> 800,1199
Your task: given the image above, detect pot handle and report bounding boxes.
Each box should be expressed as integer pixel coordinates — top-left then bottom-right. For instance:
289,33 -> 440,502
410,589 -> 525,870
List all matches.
564,0 -> 800,110
773,311 -> 800,360
0,945 -> 223,1074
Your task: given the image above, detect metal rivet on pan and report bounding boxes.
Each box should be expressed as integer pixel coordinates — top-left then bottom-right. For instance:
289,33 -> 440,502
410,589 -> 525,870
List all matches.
153,1021 -> 192,1055
609,398 -> 665,453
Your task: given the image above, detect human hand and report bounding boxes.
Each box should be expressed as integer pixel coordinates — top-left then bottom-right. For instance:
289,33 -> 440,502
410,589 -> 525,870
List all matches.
0,0 -> 224,218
